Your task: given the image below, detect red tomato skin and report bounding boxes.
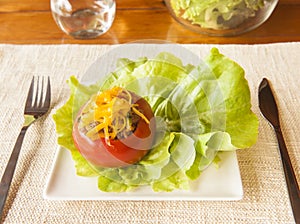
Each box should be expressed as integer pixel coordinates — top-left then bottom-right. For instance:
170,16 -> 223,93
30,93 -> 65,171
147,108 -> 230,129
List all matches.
72,93 -> 155,168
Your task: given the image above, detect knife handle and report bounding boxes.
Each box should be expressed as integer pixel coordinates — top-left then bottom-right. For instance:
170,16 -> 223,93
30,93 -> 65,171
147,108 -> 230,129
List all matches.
274,126 -> 300,223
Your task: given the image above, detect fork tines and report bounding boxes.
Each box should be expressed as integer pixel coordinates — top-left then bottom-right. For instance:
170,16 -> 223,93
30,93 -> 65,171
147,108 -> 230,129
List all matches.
25,76 -> 51,114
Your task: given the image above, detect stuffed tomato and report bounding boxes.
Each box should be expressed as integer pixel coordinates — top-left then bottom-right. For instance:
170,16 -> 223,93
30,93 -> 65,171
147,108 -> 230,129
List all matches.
72,87 -> 156,168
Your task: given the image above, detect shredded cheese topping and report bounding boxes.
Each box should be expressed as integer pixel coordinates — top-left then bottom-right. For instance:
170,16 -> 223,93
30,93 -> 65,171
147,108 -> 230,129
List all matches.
78,87 -> 150,144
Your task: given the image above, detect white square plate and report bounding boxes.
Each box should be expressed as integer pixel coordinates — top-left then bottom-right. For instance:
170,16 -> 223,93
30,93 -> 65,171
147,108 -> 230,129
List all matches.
44,44 -> 243,201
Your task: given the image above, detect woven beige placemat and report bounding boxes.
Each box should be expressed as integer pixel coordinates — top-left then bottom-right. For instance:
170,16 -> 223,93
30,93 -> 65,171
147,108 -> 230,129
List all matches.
0,43 -> 299,223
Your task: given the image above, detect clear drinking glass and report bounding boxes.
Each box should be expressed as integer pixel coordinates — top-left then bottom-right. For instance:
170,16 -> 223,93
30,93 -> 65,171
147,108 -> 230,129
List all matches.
51,0 -> 116,39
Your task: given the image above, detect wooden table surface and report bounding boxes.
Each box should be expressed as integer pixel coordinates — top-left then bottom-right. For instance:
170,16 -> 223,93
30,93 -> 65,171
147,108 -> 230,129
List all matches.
1,0 -> 300,44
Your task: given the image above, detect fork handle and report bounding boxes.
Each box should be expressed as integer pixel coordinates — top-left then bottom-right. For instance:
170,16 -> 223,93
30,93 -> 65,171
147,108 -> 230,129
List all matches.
0,127 -> 27,218
274,126 -> 300,223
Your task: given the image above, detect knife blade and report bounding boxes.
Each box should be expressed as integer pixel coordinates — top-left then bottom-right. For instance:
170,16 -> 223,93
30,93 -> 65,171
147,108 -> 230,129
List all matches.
258,78 -> 300,223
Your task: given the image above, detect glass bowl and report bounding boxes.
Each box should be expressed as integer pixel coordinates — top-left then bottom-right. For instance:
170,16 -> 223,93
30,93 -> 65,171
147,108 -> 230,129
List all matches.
164,0 -> 279,36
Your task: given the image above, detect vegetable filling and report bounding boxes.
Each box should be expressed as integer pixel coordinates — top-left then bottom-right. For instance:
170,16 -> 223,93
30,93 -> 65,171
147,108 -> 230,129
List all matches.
77,87 -> 150,144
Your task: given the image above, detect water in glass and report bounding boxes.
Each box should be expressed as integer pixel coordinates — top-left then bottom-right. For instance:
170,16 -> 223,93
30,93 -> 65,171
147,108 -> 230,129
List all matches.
51,0 -> 116,39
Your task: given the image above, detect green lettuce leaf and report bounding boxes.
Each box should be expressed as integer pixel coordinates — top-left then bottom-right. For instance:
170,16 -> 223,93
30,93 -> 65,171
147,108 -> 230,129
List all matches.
52,76 -> 100,176
53,48 -> 258,192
